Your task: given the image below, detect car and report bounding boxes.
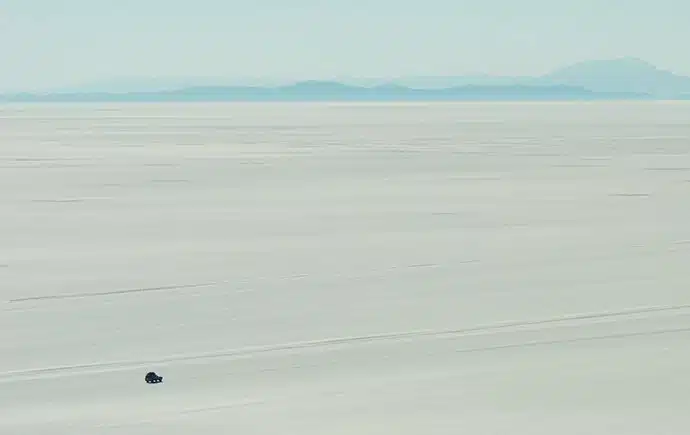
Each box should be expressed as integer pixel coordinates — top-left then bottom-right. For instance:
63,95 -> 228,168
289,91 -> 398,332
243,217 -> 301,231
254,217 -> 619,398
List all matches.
145,371 -> 163,384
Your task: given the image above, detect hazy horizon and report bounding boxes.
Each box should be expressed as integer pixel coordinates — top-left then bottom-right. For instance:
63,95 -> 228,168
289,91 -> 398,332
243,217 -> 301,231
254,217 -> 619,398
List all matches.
2,0 -> 690,92
4,2 -> 690,431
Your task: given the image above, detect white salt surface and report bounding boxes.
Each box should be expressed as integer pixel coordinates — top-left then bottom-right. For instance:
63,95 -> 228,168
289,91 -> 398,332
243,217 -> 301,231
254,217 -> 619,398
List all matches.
1,101 -> 690,434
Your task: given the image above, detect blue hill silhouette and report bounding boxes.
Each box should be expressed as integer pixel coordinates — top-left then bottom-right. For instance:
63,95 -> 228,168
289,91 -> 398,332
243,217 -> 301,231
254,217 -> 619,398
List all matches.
2,58 -> 688,102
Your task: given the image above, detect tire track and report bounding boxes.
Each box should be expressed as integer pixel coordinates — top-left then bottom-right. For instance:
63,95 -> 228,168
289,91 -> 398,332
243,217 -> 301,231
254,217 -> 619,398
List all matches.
5,262 -> 449,304
453,325 -> 690,356
2,301 -> 690,382
7,282 -> 223,303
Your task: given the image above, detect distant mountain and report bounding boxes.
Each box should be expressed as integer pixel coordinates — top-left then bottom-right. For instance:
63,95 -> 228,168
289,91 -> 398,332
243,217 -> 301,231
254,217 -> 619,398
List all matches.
364,58 -> 690,96
2,58 -> 688,102
539,57 -> 690,97
0,81 -> 647,103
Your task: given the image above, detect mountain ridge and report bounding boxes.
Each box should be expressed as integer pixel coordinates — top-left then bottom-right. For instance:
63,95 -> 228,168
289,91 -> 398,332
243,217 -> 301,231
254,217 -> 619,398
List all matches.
2,58 -> 689,102
0,82 -> 649,103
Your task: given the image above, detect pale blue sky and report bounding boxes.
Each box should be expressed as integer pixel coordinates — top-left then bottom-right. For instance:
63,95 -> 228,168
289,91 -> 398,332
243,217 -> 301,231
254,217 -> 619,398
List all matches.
2,0 -> 689,91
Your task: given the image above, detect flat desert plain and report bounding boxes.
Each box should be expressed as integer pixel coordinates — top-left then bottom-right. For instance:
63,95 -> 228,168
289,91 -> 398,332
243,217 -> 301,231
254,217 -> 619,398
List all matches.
1,101 -> 690,434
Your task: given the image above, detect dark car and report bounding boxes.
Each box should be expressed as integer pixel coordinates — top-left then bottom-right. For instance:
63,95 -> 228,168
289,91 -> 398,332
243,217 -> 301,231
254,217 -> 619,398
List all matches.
145,371 -> 163,384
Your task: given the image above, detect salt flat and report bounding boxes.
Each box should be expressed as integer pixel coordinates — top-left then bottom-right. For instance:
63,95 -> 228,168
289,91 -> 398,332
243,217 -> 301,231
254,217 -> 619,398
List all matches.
1,101 -> 690,434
